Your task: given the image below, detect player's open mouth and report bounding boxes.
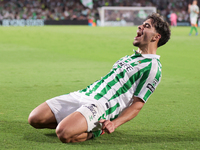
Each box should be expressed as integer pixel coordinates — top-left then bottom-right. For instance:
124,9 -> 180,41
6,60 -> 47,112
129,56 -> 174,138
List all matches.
135,31 -> 143,39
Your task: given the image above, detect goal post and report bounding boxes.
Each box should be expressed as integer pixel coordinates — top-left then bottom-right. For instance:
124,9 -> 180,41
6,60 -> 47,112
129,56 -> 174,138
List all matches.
97,7 -> 157,26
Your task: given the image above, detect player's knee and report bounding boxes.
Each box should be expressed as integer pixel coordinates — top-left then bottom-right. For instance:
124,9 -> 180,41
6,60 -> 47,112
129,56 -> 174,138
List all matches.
28,113 -> 42,128
58,135 -> 72,143
56,126 -> 73,143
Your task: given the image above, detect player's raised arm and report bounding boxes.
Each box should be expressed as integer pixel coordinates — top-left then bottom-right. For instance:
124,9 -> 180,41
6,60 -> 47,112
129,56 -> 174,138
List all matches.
99,96 -> 145,134
188,4 -> 191,13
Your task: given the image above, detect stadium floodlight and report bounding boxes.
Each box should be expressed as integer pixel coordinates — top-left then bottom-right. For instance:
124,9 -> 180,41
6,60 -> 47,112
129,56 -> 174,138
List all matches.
97,7 -> 156,26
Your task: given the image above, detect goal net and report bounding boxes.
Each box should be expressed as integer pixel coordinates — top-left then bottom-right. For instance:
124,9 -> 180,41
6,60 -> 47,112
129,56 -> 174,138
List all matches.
97,7 -> 156,26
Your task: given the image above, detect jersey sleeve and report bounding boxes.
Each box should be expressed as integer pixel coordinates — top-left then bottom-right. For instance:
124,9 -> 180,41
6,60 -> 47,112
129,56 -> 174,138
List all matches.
134,59 -> 162,103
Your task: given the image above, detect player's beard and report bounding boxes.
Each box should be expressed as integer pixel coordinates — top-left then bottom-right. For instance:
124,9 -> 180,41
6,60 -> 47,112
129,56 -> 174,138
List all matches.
133,35 -> 143,47
133,40 -> 140,47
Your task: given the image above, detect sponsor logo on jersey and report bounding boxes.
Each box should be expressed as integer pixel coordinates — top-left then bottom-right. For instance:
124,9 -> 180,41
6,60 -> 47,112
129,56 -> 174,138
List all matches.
118,61 -> 134,72
84,104 -> 97,121
147,79 -> 158,93
147,83 -> 155,92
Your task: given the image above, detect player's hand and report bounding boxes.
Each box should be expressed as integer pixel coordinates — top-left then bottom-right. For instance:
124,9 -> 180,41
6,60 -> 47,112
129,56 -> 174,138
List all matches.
99,119 -> 115,134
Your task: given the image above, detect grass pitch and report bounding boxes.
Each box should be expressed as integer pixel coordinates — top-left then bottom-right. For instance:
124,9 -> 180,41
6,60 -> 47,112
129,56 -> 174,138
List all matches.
0,25 -> 199,150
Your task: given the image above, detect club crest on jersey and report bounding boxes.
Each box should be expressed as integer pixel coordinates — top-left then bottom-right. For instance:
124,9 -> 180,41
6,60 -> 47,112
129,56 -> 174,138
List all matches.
134,61 -> 141,65
147,79 -> 158,93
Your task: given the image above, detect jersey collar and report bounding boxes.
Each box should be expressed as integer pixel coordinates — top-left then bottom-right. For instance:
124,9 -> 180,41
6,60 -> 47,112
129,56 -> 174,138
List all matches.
134,50 -> 160,59
142,54 -> 160,59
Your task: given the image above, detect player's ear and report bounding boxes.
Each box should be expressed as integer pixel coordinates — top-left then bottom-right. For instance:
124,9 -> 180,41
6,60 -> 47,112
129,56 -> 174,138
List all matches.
152,33 -> 161,41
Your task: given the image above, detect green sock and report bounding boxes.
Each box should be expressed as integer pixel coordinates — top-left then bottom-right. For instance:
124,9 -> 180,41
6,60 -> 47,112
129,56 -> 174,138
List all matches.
189,26 -> 194,34
194,26 -> 198,33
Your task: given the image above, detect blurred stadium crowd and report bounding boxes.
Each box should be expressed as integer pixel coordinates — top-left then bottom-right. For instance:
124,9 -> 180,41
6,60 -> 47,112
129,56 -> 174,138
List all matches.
0,0 -> 198,23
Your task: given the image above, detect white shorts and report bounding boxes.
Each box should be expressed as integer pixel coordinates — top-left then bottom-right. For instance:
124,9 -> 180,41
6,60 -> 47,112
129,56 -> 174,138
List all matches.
46,93 -> 104,132
190,18 -> 197,25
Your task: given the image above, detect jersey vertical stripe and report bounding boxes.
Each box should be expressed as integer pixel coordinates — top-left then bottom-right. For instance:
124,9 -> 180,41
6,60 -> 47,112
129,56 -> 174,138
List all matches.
94,71 -> 126,100
134,63 -> 152,97
84,70 -> 115,95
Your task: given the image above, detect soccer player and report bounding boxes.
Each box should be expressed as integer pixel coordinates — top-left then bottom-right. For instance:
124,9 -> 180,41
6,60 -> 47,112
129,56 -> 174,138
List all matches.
28,13 -> 171,143
188,0 -> 199,35
170,11 -> 177,27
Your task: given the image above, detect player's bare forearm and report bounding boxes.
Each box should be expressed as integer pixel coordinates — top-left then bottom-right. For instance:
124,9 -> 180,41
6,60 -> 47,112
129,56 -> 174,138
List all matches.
99,97 -> 145,133
112,97 -> 145,128
188,4 -> 191,13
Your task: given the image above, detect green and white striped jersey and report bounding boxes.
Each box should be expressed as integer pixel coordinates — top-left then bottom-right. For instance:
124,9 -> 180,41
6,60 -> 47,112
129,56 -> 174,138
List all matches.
190,4 -> 199,19
74,51 -> 162,120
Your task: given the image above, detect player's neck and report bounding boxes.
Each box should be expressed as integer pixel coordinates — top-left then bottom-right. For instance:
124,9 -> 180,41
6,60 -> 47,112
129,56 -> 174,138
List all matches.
137,42 -> 158,54
137,47 -> 157,55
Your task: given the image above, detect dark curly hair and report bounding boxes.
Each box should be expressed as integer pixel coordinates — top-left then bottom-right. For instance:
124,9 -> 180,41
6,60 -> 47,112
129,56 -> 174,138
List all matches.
147,13 -> 171,47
